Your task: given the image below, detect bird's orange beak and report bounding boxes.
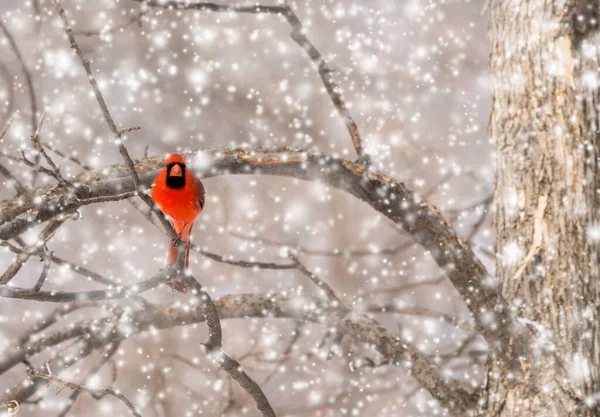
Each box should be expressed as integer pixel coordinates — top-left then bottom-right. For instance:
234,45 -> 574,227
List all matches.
169,164 -> 183,177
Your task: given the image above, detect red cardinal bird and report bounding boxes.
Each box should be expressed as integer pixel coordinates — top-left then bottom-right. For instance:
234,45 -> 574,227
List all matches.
152,154 -> 205,293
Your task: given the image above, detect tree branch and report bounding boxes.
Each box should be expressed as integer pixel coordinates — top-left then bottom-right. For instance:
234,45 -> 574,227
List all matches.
183,276 -> 277,417
0,263 -> 179,302
288,252 -> 343,305
0,164 -> 26,195
1,293 -> 477,412
29,361 -> 141,417
0,149 -> 511,350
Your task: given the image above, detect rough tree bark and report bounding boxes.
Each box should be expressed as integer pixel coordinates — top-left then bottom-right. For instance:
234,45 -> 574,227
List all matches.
487,1 -> 600,415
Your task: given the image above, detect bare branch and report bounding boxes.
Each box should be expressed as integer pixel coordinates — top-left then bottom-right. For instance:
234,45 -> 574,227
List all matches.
2,293 -> 477,412
29,109 -> 73,189
366,276 -> 446,295
32,246 -> 52,292
29,361 -> 142,417
0,149 -> 518,354
0,217 -> 64,285
50,255 -> 150,308
57,343 -> 121,417
39,141 -> 92,171
0,320 -> 89,375
0,163 -> 27,195
230,229 -> 414,258
0,113 -> 14,139
53,1 -> 142,191
284,8 -> 368,163
77,191 -> 138,205
3,322 -> 121,407
366,304 -> 473,332
193,244 -> 296,269
0,263 -> 179,302
3,150 -> 58,179
259,322 -> 304,386
465,195 -> 493,242
288,253 -> 343,305
183,275 -> 277,417
15,302 -> 98,347
32,0 -> 42,31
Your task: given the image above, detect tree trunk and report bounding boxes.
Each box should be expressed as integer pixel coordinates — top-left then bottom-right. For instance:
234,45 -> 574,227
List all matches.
487,1 -> 600,415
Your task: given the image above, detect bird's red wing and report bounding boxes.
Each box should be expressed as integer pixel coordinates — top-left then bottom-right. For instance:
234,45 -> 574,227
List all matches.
195,178 -> 206,210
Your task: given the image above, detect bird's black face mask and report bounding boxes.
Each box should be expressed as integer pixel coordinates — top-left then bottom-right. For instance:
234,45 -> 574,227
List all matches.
166,162 -> 186,189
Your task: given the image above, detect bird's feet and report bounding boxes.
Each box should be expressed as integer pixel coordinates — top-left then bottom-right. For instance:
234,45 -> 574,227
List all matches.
172,232 -> 184,248
165,280 -> 189,293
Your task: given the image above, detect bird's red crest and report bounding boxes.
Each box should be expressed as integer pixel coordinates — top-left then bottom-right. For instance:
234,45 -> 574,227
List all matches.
166,154 -> 186,165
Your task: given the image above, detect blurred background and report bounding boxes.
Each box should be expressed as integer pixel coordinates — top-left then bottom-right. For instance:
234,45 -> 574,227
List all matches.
0,0 -> 493,416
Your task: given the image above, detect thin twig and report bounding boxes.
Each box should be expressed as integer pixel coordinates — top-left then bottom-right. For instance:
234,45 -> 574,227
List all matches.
14,302 -> 98,349
288,253 -> 343,305
17,150 -> 58,178
0,163 -> 27,195
182,274 -> 277,417
0,113 -> 14,139
193,244 -> 296,269
366,304 -> 473,331
4,291 -> 476,411
0,218 -> 64,285
466,195 -> 493,242
230,229 -> 414,258
0,258 -> 26,286
32,0 -> 42,31
30,109 -> 73,188
51,255 -> 150,308
29,361 -> 141,417
40,141 -> 93,171
365,275 -> 446,296
57,343 -> 121,417
259,321 -> 304,387
0,264 -> 178,303
284,8 -> 367,163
